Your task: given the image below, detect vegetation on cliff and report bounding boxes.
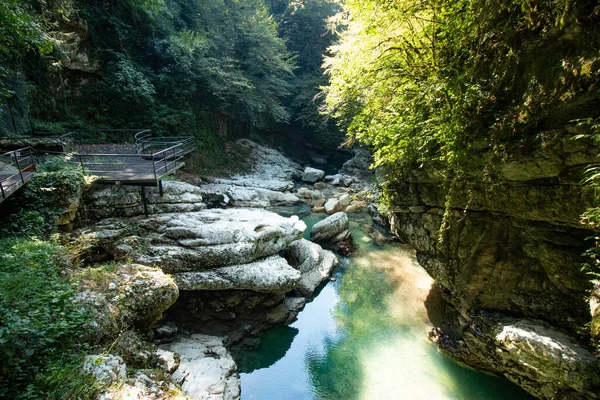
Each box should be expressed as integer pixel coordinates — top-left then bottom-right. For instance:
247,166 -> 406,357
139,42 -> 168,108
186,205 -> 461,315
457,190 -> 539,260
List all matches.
325,0 -> 600,183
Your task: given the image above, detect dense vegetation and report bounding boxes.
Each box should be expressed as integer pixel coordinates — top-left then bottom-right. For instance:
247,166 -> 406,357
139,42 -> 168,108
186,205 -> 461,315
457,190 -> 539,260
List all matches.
1,0 -> 343,163
325,0 -> 600,183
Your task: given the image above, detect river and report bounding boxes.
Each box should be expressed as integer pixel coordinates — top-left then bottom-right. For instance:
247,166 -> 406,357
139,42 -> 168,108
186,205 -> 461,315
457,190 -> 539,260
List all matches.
235,206 -> 535,400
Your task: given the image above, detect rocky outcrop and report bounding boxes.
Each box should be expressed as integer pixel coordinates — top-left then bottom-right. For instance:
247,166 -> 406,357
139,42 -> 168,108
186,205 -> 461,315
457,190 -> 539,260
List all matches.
134,209 -> 305,272
430,313 -> 600,399
198,183 -> 299,208
161,334 -> 240,400
310,212 -> 354,254
339,147 -> 373,180
213,139 -> 302,192
173,256 -> 301,293
83,355 -> 127,386
283,239 -> 339,297
387,131 -> 600,398
81,181 -> 206,220
73,264 -> 179,332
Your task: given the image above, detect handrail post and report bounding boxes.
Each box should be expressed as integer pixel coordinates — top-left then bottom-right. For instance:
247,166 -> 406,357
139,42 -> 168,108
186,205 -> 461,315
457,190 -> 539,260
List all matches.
14,152 -> 25,183
79,155 -> 85,175
0,181 -> 5,199
29,149 -> 36,170
152,152 -> 157,181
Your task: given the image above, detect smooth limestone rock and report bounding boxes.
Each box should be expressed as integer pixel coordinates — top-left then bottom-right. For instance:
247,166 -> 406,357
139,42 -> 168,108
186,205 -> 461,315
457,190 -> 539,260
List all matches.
214,139 -> 302,192
324,198 -> 344,215
431,313 -> 600,400
172,255 -> 301,293
162,334 -> 241,400
199,183 -> 299,208
283,239 -> 339,297
82,181 -> 206,220
135,209 -> 306,272
310,212 -> 354,255
310,212 -> 349,242
302,167 -> 326,183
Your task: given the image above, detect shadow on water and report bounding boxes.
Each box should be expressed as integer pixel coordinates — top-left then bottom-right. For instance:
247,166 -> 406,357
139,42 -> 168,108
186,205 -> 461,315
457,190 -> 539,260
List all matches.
239,209 -> 535,400
235,326 -> 299,373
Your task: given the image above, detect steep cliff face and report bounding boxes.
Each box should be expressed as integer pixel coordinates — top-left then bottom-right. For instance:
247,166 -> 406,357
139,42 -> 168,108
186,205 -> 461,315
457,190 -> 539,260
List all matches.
386,129 -> 600,398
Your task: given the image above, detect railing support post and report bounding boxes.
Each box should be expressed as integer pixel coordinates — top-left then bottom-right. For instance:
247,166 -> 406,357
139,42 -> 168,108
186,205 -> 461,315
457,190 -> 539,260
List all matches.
0,181 -> 5,199
14,153 -> 24,183
141,186 -> 149,217
159,180 -> 163,197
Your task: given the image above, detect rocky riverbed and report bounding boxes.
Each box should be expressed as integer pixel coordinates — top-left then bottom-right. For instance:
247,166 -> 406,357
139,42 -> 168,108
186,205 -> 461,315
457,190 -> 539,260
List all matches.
71,139 -> 374,399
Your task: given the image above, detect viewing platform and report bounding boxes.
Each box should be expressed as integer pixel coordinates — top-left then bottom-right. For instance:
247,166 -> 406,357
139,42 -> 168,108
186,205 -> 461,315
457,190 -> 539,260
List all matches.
0,129 -> 196,204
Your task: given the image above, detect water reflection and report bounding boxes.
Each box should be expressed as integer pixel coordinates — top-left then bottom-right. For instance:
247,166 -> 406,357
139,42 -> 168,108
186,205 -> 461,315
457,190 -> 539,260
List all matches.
239,211 -> 534,400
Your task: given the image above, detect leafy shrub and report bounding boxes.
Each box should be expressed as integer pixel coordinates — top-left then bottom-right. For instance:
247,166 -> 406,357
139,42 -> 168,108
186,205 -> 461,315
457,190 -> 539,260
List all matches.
0,238 -> 91,398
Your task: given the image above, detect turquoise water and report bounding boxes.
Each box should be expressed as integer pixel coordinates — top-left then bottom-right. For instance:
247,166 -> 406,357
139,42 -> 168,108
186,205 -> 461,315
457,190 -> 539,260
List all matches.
238,208 -> 535,400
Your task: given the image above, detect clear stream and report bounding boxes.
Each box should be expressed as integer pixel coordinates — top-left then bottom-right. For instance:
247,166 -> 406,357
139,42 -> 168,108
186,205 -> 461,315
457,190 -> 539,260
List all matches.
236,207 -> 535,400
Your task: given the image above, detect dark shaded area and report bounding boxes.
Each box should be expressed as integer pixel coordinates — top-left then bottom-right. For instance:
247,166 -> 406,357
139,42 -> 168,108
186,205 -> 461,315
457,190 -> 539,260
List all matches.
232,326 -> 299,373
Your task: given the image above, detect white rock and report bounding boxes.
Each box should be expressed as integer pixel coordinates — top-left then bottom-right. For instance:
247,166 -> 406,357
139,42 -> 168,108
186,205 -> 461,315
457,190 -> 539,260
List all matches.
172,255 -> 301,293
83,355 -> 126,385
339,193 -> 351,207
136,209 -> 306,272
324,198 -> 344,215
162,334 -> 241,400
302,167 -> 325,183
310,212 -> 349,243
199,183 -> 299,208
284,239 -> 339,297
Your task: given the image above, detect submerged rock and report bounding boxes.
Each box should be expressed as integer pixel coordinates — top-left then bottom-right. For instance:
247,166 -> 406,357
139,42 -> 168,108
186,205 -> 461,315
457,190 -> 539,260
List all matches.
283,239 -> 339,297
161,334 -> 241,400
172,255 -> 301,293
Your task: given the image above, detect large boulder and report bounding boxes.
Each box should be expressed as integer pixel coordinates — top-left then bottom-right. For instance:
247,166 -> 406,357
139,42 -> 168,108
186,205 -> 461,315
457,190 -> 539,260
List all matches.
135,209 -> 306,272
324,198 -> 344,215
85,209 -> 306,273
283,239 -> 339,297
172,255 -> 301,293
310,212 -> 349,242
302,167 -> 325,183
162,334 -> 240,400
431,314 -> 600,400
73,264 -> 179,332
310,212 -> 354,255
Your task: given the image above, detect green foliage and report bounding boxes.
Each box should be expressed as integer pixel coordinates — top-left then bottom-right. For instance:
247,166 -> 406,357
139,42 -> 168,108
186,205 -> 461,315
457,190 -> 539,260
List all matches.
325,0 -> 600,185
2,155 -> 85,237
0,238 -> 91,399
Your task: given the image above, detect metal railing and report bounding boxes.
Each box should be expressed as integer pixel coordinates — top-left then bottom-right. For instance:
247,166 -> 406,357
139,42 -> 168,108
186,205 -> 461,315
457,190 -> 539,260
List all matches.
134,130 -> 194,156
73,141 -> 186,183
0,147 -> 36,201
